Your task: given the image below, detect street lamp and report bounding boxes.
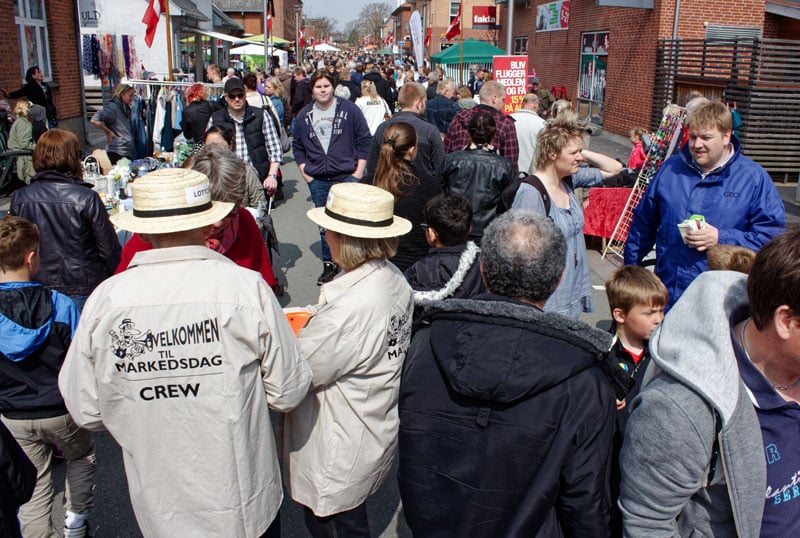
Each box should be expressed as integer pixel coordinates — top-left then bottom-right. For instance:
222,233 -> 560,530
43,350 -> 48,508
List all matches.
294,5 -> 303,63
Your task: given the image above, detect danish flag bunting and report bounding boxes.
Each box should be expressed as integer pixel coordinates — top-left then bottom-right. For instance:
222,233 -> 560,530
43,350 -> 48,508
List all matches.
142,0 -> 166,48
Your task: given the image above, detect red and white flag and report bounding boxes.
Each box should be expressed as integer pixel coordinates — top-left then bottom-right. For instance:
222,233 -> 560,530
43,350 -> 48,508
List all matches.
266,0 -> 274,33
142,0 -> 166,48
445,3 -> 461,41
388,32 -> 394,45
298,27 -> 304,48
424,26 -> 432,48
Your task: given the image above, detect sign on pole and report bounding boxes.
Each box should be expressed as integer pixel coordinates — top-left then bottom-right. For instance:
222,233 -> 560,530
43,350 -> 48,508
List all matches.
493,55 -> 528,114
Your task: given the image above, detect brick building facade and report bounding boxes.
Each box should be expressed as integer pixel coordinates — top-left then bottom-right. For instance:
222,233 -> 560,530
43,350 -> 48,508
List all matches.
1,0 -> 84,139
218,0 -> 302,41
496,0 -> 800,137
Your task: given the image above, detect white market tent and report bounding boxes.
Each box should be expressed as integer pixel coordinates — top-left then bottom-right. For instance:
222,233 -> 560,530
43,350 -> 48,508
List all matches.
230,43 -> 289,68
310,43 -> 341,52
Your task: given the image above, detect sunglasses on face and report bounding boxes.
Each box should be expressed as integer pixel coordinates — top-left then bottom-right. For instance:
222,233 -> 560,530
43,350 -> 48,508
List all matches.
228,93 -> 245,100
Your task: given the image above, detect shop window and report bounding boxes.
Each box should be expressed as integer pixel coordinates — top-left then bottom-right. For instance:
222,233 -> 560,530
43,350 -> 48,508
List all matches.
14,0 -> 52,80
514,37 -> 528,55
450,2 -> 460,20
577,31 -> 608,124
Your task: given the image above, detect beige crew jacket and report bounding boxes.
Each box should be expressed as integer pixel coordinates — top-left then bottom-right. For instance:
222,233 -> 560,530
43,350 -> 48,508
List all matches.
284,259 -> 414,517
59,246 -> 311,537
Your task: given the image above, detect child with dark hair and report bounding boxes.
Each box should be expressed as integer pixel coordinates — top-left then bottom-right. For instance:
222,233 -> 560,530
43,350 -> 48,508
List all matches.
404,194 -> 485,311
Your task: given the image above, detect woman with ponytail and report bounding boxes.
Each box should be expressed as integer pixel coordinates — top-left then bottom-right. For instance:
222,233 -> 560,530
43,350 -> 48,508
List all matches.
373,121 -> 442,271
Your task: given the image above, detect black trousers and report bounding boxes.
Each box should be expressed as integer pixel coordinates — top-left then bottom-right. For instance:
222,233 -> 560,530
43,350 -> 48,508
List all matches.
303,503 -> 370,538
258,512 -> 280,538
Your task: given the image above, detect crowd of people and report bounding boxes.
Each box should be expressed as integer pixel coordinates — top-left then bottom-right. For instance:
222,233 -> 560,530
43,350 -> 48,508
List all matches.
0,49 -> 796,538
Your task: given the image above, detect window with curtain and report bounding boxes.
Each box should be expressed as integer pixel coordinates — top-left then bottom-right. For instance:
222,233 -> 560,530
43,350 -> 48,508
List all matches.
14,0 -> 52,80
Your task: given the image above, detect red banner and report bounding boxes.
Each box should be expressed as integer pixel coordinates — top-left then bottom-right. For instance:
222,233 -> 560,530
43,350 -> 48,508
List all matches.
493,56 -> 528,114
472,6 -> 497,29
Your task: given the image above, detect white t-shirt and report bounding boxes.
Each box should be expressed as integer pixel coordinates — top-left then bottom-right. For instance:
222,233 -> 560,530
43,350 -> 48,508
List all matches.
355,96 -> 390,135
311,102 -> 337,153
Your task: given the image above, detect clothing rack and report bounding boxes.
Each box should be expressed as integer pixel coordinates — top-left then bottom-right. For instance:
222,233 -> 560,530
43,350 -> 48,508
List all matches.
127,78 -> 223,90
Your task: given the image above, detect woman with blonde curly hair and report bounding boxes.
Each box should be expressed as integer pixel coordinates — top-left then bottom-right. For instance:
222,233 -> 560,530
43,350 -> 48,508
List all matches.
355,79 -> 391,135
511,116 -> 598,319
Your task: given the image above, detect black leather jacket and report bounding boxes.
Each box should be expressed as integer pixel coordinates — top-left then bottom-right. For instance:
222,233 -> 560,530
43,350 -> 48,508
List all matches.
10,170 -> 121,296
181,99 -> 221,143
442,147 -> 515,240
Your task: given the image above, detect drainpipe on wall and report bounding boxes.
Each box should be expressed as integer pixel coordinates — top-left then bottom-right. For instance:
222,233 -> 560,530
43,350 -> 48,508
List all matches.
669,0 -> 681,104
74,0 -> 89,144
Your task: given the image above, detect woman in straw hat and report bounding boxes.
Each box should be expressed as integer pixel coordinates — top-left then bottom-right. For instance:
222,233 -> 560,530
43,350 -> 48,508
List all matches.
283,182 -> 414,537
10,129 -> 121,311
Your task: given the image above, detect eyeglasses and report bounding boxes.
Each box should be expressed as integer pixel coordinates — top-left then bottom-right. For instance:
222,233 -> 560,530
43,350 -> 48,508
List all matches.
228,93 -> 245,100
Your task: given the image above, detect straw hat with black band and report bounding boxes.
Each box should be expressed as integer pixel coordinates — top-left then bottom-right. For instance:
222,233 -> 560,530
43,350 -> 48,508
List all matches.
307,183 -> 412,239
111,168 -> 233,234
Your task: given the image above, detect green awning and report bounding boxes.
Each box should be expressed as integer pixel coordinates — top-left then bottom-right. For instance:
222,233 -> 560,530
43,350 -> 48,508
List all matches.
246,34 -> 292,45
430,39 -> 507,65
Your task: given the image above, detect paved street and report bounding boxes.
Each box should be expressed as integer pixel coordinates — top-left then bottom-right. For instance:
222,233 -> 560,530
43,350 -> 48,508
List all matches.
6,128 -> 799,536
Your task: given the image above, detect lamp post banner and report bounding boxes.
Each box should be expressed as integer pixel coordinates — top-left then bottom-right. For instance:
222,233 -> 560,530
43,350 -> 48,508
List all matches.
409,11 -> 424,67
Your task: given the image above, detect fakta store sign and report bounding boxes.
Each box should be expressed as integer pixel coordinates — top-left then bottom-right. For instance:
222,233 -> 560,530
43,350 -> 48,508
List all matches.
472,6 -> 498,30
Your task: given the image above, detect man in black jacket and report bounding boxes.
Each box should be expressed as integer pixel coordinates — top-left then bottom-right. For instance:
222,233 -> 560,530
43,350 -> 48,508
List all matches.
399,210 -> 616,537
290,68 -> 312,135
363,82 -> 445,184
209,78 -> 283,197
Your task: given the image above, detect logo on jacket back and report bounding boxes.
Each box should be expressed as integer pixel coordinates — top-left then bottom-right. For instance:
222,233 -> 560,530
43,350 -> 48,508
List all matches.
110,319 -> 154,359
109,317 -> 224,402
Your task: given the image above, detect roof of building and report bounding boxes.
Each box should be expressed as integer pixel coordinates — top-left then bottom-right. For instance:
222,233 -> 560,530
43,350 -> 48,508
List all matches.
213,3 -> 244,30
172,0 -> 209,21
213,0 -> 263,12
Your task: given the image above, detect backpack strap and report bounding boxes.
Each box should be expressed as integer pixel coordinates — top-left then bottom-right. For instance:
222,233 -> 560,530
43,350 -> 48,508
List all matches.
520,173 -> 551,216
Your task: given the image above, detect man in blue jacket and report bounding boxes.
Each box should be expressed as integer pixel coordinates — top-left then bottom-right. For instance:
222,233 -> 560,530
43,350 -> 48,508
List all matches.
624,101 -> 784,307
292,70 -> 372,285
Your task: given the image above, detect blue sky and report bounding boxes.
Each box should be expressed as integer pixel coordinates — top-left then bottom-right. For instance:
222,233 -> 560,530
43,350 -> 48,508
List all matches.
303,0 -> 375,29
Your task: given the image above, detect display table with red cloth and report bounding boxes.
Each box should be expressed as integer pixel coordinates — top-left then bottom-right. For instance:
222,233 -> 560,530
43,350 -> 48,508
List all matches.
582,187 -> 632,239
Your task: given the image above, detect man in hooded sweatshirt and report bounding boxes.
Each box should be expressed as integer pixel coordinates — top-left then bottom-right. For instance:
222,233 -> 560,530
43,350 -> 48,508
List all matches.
619,229 -> 800,536
398,210 -> 616,536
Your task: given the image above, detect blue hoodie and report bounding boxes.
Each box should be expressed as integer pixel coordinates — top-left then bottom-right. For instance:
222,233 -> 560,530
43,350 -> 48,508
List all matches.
0,282 -> 79,418
291,97 -> 372,178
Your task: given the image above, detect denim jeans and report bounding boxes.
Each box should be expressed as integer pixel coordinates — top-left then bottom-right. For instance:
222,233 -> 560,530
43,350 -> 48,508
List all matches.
2,414 -> 96,538
307,174 -> 359,262
303,503 -> 369,538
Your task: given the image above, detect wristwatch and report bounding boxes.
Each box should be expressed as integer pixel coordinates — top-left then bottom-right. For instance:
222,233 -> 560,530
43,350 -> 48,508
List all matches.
267,173 -> 278,179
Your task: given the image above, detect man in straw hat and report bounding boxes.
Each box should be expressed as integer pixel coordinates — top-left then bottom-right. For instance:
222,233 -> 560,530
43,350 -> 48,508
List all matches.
59,168 -> 311,537
398,210 -> 617,536
282,182 -> 414,537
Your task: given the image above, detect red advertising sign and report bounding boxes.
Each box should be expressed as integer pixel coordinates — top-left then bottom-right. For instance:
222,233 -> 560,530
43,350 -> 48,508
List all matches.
493,56 -> 528,114
472,6 -> 497,29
